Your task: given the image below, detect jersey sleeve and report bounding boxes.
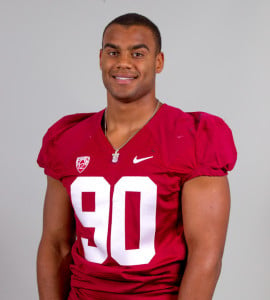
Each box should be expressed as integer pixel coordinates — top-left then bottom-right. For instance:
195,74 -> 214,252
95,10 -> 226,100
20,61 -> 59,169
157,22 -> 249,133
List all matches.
183,112 -> 237,182
37,113 -> 92,180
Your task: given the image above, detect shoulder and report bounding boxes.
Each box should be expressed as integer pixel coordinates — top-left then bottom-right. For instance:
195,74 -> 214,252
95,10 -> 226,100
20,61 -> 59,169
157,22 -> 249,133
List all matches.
44,112 -> 100,141
161,103 -> 225,126
37,110 -> 104,179
159,104 -> 233,136
153,103 -> 237,180
154,104 -> 231,145
187,111 -> 231,133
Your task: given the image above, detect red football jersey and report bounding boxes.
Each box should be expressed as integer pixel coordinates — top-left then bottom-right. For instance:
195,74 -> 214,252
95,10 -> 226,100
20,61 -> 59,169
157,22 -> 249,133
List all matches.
38,104 -> 237,299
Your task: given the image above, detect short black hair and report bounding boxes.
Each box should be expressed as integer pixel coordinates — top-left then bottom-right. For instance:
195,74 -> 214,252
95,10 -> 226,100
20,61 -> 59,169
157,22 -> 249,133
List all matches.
102,13 -> 162,53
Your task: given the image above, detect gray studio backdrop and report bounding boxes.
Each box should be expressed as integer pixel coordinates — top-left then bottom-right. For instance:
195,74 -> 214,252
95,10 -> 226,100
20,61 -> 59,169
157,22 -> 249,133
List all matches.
1,0 -> 269,299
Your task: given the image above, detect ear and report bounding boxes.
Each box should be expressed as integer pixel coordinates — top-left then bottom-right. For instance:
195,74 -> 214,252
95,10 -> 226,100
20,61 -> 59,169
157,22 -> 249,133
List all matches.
155,52 -> 164,74
99,49 -> 103,70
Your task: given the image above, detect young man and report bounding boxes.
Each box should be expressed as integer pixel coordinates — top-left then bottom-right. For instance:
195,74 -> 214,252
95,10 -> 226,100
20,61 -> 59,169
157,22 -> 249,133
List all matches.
37,13 -> 237,300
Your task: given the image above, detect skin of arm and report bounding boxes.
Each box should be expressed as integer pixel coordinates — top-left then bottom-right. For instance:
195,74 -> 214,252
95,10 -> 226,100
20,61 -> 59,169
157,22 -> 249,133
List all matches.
178,176 -> 231,300
37,176 -> 76,300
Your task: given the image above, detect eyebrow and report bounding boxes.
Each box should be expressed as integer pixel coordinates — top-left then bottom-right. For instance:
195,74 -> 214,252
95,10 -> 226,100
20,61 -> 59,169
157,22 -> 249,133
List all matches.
103,43 -> 150,51
103,43 -> 118,49
131,44 -> 149,51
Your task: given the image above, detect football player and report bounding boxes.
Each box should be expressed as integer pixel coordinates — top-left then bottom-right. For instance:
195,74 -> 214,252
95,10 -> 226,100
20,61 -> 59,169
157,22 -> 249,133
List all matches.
37,13 -> 237,300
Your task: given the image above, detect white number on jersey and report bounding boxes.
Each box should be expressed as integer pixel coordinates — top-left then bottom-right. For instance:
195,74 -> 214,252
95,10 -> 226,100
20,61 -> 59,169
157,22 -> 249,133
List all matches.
70,176 -> 157,266
71,177 -> 110,263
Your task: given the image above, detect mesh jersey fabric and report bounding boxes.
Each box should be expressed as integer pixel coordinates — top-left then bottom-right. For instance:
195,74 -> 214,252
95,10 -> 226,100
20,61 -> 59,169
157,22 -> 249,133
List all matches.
37,104 -> 237,299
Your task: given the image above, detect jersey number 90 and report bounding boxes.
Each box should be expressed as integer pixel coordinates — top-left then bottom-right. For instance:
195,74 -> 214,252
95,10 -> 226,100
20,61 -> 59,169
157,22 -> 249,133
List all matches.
70,176 -> 157,266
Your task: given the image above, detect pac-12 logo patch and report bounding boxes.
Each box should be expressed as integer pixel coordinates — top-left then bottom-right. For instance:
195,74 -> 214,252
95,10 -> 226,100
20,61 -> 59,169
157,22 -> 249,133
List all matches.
76,156 -> 90,173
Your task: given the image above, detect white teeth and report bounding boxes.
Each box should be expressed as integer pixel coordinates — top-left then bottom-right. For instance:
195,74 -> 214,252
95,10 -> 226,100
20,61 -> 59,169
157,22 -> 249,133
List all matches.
115,77 -> 134,80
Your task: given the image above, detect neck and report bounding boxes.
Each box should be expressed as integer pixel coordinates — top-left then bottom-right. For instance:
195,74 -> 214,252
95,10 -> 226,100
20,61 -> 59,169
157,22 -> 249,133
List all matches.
105,97 -> 159,132
104,97 -> 161,151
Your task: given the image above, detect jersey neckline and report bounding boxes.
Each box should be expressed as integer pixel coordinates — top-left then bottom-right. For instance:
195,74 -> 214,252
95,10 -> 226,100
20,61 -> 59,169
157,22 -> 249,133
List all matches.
96,103 -> 167,155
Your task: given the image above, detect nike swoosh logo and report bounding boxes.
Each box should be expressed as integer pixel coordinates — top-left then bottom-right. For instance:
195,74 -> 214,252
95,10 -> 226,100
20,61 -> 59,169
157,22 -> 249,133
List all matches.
133,155 -> 154,164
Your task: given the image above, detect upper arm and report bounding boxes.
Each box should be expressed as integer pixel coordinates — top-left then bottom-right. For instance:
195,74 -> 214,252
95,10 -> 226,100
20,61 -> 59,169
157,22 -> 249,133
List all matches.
41,176 -> 75,250
181,176 -> 231,260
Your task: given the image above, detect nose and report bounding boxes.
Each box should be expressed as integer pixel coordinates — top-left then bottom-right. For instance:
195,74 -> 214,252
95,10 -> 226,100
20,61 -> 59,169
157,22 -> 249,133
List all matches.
116,52 -> 132,69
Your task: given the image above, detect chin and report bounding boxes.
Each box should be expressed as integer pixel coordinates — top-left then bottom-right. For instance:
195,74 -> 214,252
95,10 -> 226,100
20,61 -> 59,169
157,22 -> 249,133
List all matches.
109,89 -> 151,103
109,91 -> 139,103
112,97 -> 137,104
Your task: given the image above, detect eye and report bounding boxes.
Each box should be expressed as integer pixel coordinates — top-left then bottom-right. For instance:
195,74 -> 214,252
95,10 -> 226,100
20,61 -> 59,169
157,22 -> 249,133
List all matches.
132,52 -> 144,58
108,51 -> 119,57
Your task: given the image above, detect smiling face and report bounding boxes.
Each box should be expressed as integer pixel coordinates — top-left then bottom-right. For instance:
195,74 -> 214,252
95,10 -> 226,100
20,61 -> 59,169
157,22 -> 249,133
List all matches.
100,24 -> 164,103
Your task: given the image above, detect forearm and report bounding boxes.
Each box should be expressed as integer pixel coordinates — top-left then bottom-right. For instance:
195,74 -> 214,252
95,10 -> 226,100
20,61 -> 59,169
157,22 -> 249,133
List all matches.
37,239 -> 73,300
178,254 -> 222,300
